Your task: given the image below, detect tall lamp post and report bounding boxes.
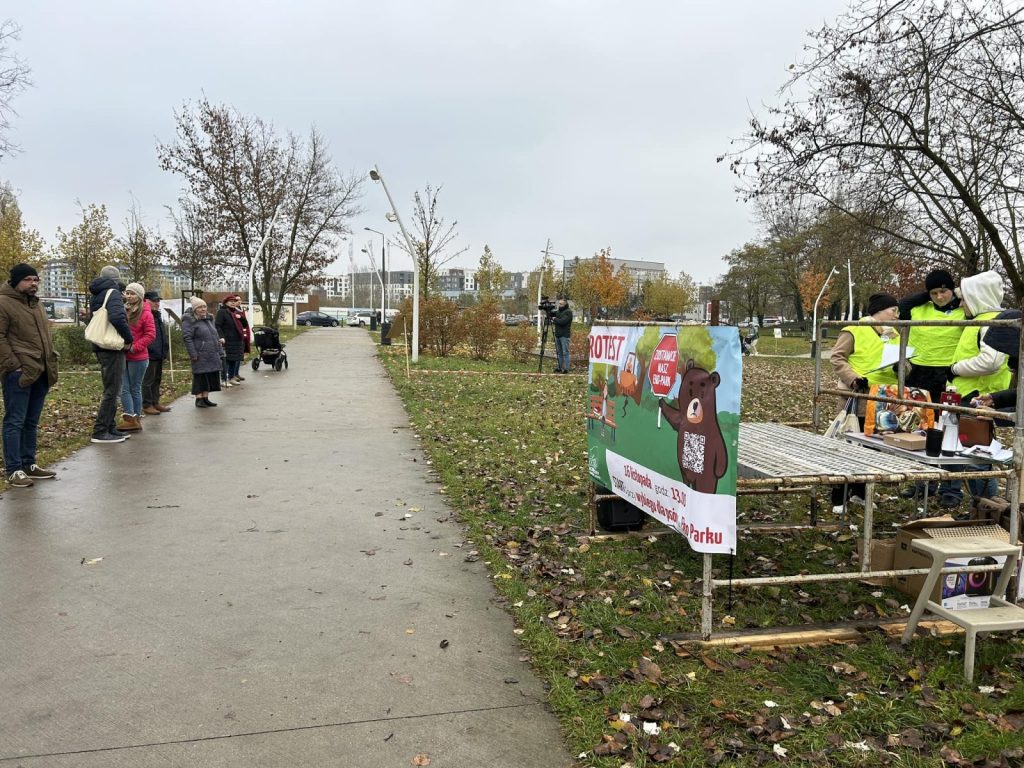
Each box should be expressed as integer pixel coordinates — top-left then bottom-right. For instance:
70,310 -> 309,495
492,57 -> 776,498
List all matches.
247,205 -> 281,332
368,165 -> 419,362
365,227 -> 386,318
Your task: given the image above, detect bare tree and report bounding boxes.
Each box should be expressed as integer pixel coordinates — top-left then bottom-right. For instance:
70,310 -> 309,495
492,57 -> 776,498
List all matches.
157,99 -> 362,323
119,196 -> 167,288
0,20 -> 30,162
167,197 -> 219,291
725,0 -> 1024,300
392,184 -> 468,298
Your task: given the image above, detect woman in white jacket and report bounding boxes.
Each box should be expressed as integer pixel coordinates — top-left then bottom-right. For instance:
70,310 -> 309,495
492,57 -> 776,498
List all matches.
941,270 -> 1010,506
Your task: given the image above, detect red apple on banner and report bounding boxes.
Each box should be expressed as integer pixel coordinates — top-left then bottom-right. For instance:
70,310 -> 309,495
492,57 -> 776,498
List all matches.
649,334 -> 678,427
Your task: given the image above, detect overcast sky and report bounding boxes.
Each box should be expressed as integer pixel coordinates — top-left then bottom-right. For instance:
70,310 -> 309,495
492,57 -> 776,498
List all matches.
3,0 -> 851,285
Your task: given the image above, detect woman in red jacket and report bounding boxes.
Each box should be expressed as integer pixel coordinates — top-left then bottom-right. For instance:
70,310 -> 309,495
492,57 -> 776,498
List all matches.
118,282 -> 155,432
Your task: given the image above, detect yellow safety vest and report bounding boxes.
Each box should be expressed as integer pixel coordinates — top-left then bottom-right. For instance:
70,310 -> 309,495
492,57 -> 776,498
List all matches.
842,324 -> 898,386
908,302 -> 965,367
951,310 -> 1012,395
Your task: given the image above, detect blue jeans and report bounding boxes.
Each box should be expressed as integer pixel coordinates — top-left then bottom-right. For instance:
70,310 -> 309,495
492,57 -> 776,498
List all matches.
555,336 -> 570,371
2,371 -> 49,474
120,359 -> 149,416
939,465 -> 998,503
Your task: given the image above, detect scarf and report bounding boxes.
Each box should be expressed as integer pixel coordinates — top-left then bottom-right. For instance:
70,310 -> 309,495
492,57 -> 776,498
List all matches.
230,306 -> 250,351
126,296 -> 143,325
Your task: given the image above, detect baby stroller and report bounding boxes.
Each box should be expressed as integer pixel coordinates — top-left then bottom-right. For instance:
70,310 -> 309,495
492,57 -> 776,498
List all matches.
251,326 -> 288,372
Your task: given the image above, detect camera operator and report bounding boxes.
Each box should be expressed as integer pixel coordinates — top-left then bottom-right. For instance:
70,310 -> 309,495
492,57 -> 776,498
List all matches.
552,297 -> 573,373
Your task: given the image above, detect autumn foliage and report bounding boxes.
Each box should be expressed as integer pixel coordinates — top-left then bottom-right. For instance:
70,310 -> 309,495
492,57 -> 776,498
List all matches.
461,298 -> 504,360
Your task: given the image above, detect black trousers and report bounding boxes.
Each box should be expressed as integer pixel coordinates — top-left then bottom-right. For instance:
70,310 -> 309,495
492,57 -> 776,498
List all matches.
142,358 -> 164,407
906,364 -> 949,404
93,349 -> 125,437
832,415 -> 867,505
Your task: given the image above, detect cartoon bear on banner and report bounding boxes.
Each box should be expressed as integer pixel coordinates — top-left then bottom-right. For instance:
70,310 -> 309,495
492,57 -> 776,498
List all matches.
658,359 -> 728,494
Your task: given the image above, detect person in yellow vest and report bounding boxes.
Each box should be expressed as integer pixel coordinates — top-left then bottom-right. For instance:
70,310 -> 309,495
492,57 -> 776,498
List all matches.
947,271 -> 1012,398
830,292 -> 900,400
829,292 -> 900,507
937,270 -> 1011,507
896,269 -> 965,499
898,269 -> 965,402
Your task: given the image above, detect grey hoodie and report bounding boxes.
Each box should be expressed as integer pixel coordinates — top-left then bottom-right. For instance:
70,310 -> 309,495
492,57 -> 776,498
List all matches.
951,271 -> 1007,378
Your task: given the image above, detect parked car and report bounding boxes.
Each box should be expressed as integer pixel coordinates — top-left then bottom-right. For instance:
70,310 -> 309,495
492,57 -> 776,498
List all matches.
297,311 -> 340,327
347,311 -> 376,327
504,314 -> 530,326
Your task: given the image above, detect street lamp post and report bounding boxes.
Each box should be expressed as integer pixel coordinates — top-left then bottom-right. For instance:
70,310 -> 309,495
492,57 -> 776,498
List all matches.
368,165 -> 419,362
246,205 -> 281,332
365,227 -> 386,318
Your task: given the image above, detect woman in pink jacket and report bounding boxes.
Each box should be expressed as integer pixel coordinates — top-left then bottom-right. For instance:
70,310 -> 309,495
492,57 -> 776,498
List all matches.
118,282 -> 156,432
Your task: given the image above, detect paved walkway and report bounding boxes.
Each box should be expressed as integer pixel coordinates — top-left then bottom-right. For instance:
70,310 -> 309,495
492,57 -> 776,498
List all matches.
0,330 -> 571,767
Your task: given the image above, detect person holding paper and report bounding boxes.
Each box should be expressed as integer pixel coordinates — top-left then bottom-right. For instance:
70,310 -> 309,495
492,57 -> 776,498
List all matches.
828,293 -> 900,508
830,293 -> 900,403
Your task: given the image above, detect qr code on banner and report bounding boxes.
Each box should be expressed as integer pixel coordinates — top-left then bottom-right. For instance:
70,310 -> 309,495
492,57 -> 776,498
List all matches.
682,432 -> 705,475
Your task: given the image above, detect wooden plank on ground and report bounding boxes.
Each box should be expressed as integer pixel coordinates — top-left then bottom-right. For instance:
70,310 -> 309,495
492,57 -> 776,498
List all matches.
685,619 -> 962,649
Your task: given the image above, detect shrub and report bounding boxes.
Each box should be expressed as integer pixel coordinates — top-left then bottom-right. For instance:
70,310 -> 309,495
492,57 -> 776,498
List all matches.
51,325 -> 95,366
504,324 -> 537,362
461,299 -> 504,360
569,330 -> 590,371
418,296 -> 465,357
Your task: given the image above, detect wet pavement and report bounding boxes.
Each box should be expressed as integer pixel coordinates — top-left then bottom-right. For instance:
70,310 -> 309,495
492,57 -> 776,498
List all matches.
0,329 -> 571,767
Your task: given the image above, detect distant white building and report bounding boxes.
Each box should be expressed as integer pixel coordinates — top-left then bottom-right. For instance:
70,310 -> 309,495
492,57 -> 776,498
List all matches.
39,260 -> 203,298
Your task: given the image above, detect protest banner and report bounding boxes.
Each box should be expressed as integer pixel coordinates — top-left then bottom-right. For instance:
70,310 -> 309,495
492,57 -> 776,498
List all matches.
588,325 -> 741,553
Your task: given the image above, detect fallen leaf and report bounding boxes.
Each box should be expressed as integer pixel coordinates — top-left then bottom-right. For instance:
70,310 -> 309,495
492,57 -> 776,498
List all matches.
411,754 -> 431,766
699,653 -> 725,672
638,657 -> 662,682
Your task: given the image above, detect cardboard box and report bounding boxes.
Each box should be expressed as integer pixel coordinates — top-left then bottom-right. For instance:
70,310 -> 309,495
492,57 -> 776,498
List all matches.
856,538 -> 896,586
882,433 -> 927,451
893,516 -> 1011,609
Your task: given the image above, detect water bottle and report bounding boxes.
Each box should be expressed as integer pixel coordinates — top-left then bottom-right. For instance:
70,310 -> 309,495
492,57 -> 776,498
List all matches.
939,386 -> 961,456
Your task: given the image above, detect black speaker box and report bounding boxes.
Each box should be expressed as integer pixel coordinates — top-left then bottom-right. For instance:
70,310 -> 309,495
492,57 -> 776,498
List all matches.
595,490 -> 646,532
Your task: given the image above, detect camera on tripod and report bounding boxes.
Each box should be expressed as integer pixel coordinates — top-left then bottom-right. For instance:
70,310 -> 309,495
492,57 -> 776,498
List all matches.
538,296 -> 557,317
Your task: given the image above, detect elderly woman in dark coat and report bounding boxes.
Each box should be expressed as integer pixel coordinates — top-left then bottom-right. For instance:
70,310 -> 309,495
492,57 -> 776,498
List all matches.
182,297 -> 224,408
215,294 -> 250,387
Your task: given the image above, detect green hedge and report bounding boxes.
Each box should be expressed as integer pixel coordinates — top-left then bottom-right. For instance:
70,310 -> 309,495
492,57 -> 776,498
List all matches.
52,324 -> 189,368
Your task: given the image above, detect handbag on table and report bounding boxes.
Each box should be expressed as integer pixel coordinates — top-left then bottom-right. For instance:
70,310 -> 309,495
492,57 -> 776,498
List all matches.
959,415 -> 995,447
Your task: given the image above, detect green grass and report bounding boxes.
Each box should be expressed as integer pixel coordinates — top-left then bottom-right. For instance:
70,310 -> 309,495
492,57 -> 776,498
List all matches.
380,349 -> 1024,767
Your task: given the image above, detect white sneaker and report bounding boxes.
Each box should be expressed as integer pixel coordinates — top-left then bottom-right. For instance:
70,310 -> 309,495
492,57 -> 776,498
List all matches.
223,380 -> 233,388
7,470 -> 33,487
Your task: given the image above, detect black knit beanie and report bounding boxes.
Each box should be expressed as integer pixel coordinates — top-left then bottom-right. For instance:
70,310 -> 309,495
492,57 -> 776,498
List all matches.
924,269 -> 956,292
866,293 -> 898,316
8,263 -> 38,287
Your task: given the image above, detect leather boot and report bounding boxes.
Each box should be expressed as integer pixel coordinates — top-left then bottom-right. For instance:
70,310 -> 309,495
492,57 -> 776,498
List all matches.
143,405 -> 161,415
119,415 -> 143,432
155,404 -> 172,412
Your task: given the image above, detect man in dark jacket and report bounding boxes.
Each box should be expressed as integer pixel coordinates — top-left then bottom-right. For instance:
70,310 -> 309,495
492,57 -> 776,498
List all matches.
0,263 -> 60,487
88,265 -> 133,443
141,290 -> 171,414
552,297 -> 573,373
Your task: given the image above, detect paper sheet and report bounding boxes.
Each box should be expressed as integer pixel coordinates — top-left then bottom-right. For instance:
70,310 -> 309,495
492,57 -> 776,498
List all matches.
879,344 -> 914,369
